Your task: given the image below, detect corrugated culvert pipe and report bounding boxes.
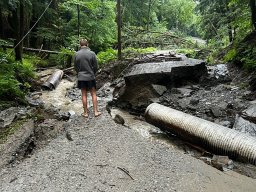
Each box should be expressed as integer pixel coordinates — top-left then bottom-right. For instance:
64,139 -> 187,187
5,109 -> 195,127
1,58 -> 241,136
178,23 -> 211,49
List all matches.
145,103 -> 256,165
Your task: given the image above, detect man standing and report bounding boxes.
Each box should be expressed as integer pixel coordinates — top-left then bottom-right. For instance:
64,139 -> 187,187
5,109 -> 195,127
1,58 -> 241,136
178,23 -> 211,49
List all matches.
74,39 -> 101,118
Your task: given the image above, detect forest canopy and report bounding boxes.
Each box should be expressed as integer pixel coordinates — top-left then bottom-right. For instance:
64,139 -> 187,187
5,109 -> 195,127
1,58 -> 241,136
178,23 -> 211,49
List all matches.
0,0 -> 255,54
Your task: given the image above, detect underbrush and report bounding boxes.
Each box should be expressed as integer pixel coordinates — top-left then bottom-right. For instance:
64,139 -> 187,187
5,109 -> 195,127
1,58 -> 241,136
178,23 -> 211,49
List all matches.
224,31 -> 256,70
0,51 -> 36,103
97,47 -> 156,66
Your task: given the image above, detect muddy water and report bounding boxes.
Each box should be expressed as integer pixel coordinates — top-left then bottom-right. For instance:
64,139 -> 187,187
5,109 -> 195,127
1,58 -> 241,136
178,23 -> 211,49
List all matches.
41,79 -> 82,114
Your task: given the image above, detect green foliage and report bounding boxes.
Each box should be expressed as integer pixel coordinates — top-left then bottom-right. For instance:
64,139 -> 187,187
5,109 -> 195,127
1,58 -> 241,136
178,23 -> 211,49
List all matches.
224,48 -> 237,62
123,47 -> 156,57
206,54 -> 215,65
176,49 -> 197,58
196,0 -> 252,48
0,74 -> 24,100
222,31 -> 256,70
59,0 -> 117,52
57,47 -> 75,68
0,52 -> 35,102
160,0 -> 197,34
18,58 -> 36,80
97,48 -> 117,66
96,47 -> 157,66
242,58 -> 256,69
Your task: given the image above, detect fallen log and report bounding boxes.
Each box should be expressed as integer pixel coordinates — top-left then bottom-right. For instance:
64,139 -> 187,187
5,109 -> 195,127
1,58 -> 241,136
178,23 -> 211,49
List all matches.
1,45 -> 60,54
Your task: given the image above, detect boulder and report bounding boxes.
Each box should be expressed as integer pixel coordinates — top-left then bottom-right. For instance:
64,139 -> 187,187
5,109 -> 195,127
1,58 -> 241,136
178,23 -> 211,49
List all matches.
211,155 -> 234,171
233,115 -> 256,137
151,84 -> 167,96
214,64 -> 229,79
241,104 -> 256,123
0,107 -> 19,129
175,88 -> 193,97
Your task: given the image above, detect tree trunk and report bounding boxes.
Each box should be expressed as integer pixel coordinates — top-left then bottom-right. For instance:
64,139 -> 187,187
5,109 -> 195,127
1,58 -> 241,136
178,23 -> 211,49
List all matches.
0,6 -> 4,38
76,4 -> 80,51
250,0 -> 256,30
19,0 -> 24,58
77,4 -> 80,39
228,25 -> 234,42
12,8 -> 21,61
146,0 -> 152,30
11,0 -> 25,61
117,0 -> 122,60
158,0 -> 163,22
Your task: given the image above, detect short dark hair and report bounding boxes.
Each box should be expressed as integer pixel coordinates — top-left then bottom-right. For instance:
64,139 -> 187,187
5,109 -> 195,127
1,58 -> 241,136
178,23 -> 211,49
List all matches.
80,39 -> 88,46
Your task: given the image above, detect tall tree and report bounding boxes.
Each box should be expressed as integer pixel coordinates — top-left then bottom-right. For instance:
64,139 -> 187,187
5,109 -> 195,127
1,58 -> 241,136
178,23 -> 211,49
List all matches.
11,0 -> 24,61
117,0 -> 121,60
0,5 -> 3,38
250,0 -> 256,30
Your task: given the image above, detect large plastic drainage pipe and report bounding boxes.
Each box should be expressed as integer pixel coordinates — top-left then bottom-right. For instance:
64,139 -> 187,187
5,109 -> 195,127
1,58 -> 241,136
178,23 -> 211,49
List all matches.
42,70 -> 64,90
145,103 -> 256,165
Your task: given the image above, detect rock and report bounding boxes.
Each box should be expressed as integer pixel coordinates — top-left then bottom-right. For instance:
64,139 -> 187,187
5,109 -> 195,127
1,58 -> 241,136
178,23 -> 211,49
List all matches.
149,98 -> 161,103
233,115 -> 256,137
113,80 -> 126,99
190,98 -> 199,106
177,98 -> 190,109
219,121 -> 232,128
66,131 -> 73,141
25,95 -> 44,107
0,107 -> 19,128
97,82 -> 113,99
187,105 -> 197,111
249,100 -> 256,105
207,64 -> 231,84
210,106 -> 223,117
218,101 -> 228,110
68,110 -> 76,118
200,157 -> 212,165
214,64 -> 229,78
211,155 -> 234,171
113,114 -> 125,125
175,88 -> 193,97
35,119 -> 60,141
191,85 -> 200,90
241,104 -> 256,123
56,112 -> 70,121
151,84 -> 167,96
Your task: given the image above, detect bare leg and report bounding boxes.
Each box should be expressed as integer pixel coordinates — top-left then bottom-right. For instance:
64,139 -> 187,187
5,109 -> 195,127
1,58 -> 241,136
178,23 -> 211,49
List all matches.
81,88 -> 88,117
90,87 -> 101,117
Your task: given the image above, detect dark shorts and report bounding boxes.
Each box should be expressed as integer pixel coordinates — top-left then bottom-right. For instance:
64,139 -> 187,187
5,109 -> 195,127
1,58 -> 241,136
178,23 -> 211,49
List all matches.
77,80 -> 96,90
